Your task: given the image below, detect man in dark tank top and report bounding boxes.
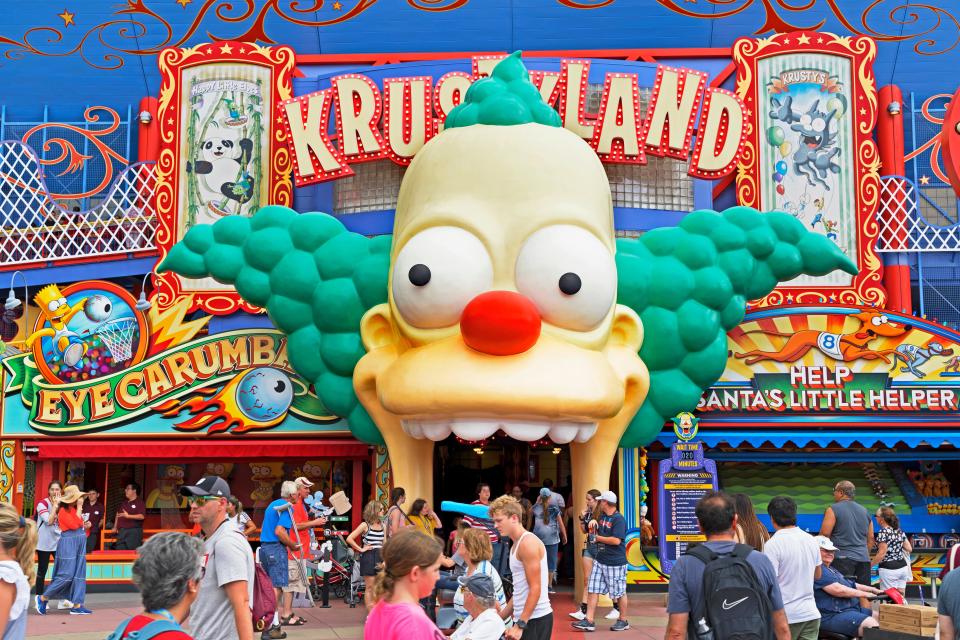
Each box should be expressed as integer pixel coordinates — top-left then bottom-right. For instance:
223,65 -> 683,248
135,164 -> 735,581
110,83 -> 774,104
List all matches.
819,480 -> 875,607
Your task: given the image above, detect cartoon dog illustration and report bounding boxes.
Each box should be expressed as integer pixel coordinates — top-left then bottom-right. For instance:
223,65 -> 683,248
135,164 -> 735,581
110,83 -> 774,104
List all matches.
892,342 -> 955,378
945,355 -> 960,373
735,310 -> 911,365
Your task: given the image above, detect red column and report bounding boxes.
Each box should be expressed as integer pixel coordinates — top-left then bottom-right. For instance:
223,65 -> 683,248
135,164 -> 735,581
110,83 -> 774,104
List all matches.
137,97 -> 160,164
351,459 -> 363,530
877,85 -> 912,314
32,460 -> 54,515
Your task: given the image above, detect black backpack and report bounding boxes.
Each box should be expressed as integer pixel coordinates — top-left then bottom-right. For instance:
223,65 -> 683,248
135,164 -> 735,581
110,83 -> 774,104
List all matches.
687,543 -> 774,640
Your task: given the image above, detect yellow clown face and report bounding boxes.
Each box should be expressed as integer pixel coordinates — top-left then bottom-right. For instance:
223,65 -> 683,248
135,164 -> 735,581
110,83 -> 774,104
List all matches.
355,123 -> 648,450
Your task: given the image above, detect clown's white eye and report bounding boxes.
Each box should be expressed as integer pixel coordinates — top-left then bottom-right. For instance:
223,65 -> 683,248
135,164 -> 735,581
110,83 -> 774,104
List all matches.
800,114 -> 812,126
812,118 -> 826,133
515,225 -> 616,331
392,226 -> 493,329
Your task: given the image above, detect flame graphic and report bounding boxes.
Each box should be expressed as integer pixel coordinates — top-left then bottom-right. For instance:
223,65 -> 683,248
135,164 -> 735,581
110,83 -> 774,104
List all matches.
148,296 -> 211,355
153,368 -> 292,435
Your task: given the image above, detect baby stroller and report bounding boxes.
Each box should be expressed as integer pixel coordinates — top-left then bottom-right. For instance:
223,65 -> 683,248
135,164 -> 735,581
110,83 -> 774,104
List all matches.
346,549 -> 365,607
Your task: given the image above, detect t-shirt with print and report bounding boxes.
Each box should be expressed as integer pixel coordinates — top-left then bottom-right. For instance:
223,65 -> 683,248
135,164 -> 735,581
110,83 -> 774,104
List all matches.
82,501 -> 104,536
364,600 -> 444,640
188,518 -> 256,640
35,498 -> 61,552
531,502 -> 562,546
261,499 -> 293,544
938,568 -> 960,636
595,511 -> 628,566
763,527 -> 821,624
876,527 -> 907,564
463,501 -> 497,543
119,614 -> 191,639
667,540 -> 785,615
117,498 -> 145,529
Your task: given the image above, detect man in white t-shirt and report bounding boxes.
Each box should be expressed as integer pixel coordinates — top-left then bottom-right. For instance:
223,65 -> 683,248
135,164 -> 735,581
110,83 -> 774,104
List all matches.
452,573 -> 506,640
764,496 -> 822,640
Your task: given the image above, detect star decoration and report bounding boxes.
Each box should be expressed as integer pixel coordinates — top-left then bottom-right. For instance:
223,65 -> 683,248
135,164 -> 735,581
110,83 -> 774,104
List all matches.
920,175 -> 931,185
797,33 -> 810,44
829,294 -> 837,303
276,116 -> 284,125
859,107 -> 866,115
58,9 -> 75,27
786,294 -> 795,303
333,1 -> 342,8
817,37 -> 825,43
176,0 -> 191,7
782,37 -> 790,44
220,43 -> 234,54
206,47 -> 213,54
167,118 -> 174,125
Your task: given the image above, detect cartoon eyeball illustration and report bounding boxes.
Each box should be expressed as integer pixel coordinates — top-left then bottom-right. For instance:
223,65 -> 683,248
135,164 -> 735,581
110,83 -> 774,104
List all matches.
235,367 -> 294,422
83,294 -> 113,323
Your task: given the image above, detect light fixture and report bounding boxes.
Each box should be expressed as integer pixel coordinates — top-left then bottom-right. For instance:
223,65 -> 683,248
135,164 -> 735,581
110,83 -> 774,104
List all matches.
135,272 -> 152,311
887,101 -> 901,116
552,447 -> 561,455
473,447 -> 484,456
138,110 -> 153,125
5,271 -> 28,342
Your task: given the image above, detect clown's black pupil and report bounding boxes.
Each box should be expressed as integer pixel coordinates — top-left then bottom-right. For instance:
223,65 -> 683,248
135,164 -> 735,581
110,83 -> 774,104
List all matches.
409,264 -> 431,287
559,272 -> 582,295
274,380 -> 286,393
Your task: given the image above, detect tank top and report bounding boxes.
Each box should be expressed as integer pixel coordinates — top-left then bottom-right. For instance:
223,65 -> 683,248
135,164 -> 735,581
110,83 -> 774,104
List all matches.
508,531 -> 551,621
363,524 -> 385,549
831,499 -> 870,561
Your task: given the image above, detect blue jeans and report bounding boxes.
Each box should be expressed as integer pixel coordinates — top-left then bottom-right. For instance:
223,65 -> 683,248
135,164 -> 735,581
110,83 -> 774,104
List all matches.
544,543 -> 559,574
491,540 -> 510,578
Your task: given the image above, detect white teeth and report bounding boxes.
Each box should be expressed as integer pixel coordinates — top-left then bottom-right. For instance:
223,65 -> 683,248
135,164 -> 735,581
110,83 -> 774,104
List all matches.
548,423 -> 580,444
574,423 -> 598,442
450,420 -> 500,442
401,418 -> 598,443
501,420 -> 549,441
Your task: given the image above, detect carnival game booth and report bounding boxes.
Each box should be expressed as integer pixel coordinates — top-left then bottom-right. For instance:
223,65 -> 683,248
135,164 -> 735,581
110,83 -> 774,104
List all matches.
642,306 -> 960,589
0,280 -> 372,585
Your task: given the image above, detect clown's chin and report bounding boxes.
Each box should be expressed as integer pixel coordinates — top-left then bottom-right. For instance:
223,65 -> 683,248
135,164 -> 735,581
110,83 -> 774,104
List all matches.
400,417 -> 598,444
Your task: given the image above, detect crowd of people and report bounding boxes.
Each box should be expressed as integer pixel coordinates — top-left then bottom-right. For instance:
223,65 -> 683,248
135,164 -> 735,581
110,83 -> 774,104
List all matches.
8,474 -> 950,640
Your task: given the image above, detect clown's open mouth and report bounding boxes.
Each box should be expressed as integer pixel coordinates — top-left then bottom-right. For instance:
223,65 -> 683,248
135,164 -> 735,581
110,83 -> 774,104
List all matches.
401,417 -> 598,443
803,134 -> 822,148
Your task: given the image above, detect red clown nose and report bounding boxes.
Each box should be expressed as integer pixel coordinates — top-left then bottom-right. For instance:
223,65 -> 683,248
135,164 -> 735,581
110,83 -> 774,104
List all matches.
460,291 -> 541,356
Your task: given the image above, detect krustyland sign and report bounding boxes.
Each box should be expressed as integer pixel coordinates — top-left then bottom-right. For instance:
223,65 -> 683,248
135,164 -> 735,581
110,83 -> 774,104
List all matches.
699,306 -> 960,419
280,55 -> 747,185
3,330 -> 336,436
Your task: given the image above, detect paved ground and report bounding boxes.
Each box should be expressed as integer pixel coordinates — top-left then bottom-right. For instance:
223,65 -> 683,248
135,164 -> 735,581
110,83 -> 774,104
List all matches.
27,589 -> 669,639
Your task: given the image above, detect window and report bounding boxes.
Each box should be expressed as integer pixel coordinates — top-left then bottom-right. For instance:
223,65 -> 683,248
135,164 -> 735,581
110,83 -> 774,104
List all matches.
606,158 -> 694,211
333,161 -> 406,214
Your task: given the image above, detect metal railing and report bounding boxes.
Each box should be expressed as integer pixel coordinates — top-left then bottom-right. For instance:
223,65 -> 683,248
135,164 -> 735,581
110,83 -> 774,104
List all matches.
876,175 -> 960,252
0,140 -> 156,268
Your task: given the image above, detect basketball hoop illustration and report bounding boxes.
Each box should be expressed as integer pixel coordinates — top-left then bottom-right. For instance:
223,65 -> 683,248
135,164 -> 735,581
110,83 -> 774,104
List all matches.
95,317 -> 139,363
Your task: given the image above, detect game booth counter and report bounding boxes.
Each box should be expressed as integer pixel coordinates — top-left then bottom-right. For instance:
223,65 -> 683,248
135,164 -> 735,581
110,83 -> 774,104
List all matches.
0,280 -> 372,584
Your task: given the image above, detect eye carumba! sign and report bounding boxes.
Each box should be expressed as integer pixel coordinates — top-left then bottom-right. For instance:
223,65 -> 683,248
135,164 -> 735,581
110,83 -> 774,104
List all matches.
281,56 -> 747,186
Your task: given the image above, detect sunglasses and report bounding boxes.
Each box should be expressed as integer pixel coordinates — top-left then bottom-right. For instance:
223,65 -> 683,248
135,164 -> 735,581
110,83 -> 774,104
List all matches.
188,496 -> 215,506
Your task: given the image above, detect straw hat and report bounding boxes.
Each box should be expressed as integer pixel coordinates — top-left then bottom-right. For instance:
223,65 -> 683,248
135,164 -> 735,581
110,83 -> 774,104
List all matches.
59,485 -> 87,504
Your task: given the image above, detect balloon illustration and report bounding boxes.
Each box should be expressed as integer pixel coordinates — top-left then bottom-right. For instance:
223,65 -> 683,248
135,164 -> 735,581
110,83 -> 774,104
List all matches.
773,172 -> 783,183
776,183 -> 785,195
775,161 -> 788,175
767,126 -> 785,146
779,141 -> 791,157
827,94 -> 847,117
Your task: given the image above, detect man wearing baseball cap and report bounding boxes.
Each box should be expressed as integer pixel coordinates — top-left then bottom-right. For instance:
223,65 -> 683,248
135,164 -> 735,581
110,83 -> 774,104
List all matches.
180,476 -> 256,640
572,491 -> 629,632
452,573 -> 506,640
813,535 -> 881,637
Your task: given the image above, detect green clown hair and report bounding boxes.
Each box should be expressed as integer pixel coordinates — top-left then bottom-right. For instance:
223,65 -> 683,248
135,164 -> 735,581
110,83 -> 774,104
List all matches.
615,206 -> 857,447
444,51 -> 561,129
159,206 -> 391,445
161,205 -> 855,449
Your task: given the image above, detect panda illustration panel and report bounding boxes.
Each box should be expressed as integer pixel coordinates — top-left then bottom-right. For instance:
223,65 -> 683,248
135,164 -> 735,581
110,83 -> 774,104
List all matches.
181,65 -> 271,228
757,53 -> 857,288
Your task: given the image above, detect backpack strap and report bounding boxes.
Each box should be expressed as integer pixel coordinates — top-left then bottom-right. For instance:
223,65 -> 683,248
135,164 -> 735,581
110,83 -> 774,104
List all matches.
687,543 -> 720,565
730,543 -> 754,559
105,617 -> 183,640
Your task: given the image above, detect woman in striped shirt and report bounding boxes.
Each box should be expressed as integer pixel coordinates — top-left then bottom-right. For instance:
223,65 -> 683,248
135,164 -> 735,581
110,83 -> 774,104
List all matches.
348,501 -> 387,610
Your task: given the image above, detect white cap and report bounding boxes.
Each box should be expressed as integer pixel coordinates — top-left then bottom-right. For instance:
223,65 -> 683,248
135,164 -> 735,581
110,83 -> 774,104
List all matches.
814,535 -> 838,551
599,491 -> 617,504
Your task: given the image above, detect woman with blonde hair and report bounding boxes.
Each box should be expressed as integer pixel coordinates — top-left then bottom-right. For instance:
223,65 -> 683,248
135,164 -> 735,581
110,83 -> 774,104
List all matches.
452,527 -> 506,624
346,500 -> 386,609
0,502 -> 36,639
364,528 -> 444,640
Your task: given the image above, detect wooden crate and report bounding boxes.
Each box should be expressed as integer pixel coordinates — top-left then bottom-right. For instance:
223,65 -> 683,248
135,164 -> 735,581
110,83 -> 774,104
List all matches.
879,604 -> 938,637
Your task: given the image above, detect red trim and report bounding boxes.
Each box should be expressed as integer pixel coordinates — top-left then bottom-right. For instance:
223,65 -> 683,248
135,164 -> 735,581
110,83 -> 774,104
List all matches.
712,173 -> 735,199
24,439 -> 370,462
137,97 -> 160,164
294,47 -> 732,67
709,62 -> 737,88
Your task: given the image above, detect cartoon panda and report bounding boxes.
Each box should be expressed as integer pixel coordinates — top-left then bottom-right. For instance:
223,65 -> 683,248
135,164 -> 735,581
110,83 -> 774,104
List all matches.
187,127 -> 255,210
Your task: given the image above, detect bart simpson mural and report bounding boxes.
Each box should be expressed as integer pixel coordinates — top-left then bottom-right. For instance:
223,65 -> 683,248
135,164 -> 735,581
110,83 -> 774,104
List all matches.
25,284 -> 89,368
161,52 -> 856,513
